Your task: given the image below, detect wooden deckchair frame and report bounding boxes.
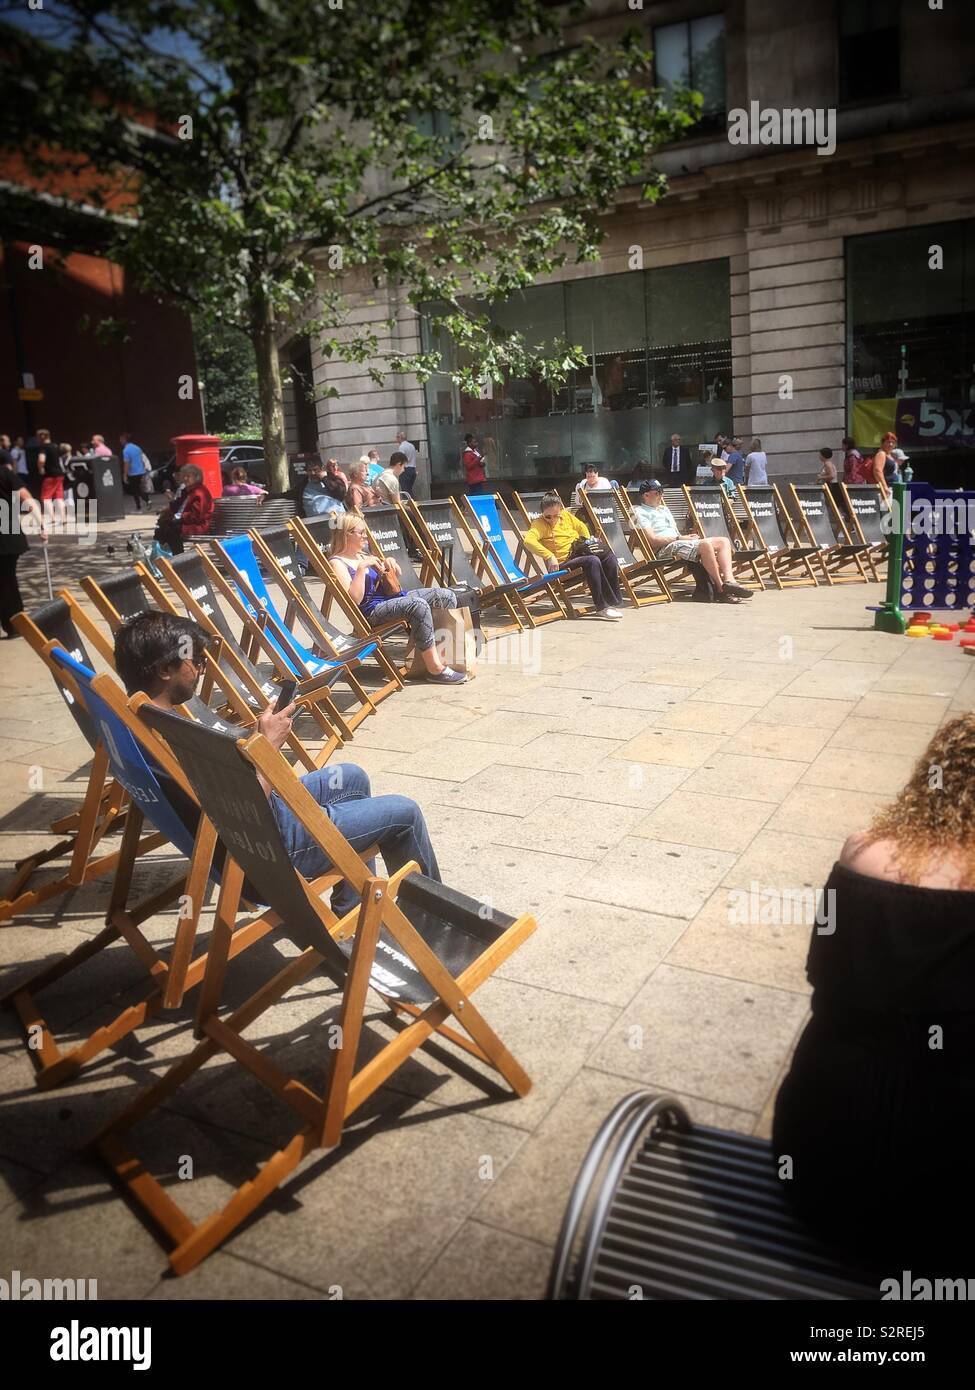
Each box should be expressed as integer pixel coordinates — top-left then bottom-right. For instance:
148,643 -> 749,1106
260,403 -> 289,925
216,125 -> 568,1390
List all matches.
681,487 -> 770,591
576,490 -> 673,607
248,525 -> 404,714
156,548 -> 347,769
736,486 -> 820,588
0,667 -> 277,1088
1,607 -> 140,925
840,483 -> 889,570
786,484 -> 875,585
399,497 -> 533,635
92,715 -> 536,1275
209,534 -> 374,742
458,492 -> 579,624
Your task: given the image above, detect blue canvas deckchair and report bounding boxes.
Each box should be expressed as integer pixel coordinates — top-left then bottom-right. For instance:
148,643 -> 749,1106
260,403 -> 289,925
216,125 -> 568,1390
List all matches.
461,492 -> 578,624
178,541 -> 368,756
2,646 -> 274,1088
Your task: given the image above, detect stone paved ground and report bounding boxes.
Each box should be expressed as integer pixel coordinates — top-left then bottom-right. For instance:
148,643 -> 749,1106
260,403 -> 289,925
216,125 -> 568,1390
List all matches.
1,521 -> 973,1299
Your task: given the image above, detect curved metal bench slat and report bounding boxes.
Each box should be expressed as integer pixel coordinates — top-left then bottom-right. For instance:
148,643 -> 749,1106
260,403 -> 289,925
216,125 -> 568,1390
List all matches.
550,1091 -> 881,1300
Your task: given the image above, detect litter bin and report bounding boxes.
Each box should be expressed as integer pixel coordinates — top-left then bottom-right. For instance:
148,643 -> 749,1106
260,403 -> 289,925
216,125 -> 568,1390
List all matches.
172,433 -> 223,500
92,452 -> 126,521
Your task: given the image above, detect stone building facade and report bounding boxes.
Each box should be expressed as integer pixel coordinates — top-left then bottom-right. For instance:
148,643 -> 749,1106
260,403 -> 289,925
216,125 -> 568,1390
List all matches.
285,0 -> 975,494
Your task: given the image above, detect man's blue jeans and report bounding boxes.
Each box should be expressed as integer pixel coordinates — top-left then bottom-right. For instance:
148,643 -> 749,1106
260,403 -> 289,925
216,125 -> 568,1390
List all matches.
269,763 -> 440,918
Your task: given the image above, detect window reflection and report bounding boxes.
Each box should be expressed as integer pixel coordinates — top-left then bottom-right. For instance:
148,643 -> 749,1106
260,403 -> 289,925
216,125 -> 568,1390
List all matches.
421,259 -> 733,487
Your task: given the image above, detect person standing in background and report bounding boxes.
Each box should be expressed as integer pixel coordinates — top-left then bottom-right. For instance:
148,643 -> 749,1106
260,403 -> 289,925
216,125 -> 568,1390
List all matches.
26,428 -> 56,500
744,438 -> 769,485
0,462 -> 46,638
119,432 -> 150,512
324,456 -> 348,487
462,433 -> 488,495
10,436 -> 27,479
660,433 -> 695,487
394,430 -> 418,496
0,435 -> 12,470
871,432 -> 897,492
89,434 -> 113,457
376,452 -> 407,505
816,447 -> 837,484
841,437 -> 864,484
724,437 -> 746,485
364,449 -> 384,485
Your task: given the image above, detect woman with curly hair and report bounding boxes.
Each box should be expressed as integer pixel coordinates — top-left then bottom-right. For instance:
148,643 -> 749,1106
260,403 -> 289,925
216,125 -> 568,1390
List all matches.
773,714 -> 975,1270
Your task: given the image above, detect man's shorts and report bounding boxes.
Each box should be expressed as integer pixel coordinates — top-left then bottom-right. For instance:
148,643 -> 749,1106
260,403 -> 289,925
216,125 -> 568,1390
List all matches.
656,536 -> 702,563
40,477 -> 64,502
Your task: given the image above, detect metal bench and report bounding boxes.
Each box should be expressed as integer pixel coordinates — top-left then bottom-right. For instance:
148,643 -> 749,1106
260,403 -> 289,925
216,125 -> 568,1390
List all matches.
549,1091 -> 880,1300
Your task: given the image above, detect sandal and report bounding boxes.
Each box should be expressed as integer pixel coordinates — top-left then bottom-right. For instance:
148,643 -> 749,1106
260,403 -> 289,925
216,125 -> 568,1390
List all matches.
716,587 -> 742,604
722,581 -> 754,600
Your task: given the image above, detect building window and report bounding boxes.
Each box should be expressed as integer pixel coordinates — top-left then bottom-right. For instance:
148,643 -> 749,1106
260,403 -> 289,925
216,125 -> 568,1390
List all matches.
846,220 -> 975,454
420,260 -> 732,489
654,14 -> 726,122
838,0 -> 900,104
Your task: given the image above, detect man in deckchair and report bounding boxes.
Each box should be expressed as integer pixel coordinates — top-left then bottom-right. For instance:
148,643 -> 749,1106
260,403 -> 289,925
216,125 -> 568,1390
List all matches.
113,611 -> 441,916
632,479 -> 753,604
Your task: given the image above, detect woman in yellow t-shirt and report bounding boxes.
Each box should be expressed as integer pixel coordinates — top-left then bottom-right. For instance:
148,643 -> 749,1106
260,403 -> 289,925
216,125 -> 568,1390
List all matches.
522,491 -> 624,619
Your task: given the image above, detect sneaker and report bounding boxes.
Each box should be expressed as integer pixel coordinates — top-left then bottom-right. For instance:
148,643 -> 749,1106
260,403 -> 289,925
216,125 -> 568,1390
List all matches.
428,667 -> 468,684
603,607 -> 624,619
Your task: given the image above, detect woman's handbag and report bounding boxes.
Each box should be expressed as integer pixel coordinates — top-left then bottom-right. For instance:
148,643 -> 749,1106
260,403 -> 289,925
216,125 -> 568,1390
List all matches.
568,535 -> 609,561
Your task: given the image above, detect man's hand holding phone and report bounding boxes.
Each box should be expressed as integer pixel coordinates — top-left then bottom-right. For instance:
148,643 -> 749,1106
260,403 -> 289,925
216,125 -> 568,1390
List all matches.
257,680 -> 297,750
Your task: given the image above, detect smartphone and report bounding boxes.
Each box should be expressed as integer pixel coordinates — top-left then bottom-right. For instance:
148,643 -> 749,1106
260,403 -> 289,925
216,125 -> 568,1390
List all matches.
273,680 -> 297,713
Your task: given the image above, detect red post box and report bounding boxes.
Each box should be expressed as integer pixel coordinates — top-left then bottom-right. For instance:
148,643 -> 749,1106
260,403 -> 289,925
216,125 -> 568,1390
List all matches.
171,433 -> 223,499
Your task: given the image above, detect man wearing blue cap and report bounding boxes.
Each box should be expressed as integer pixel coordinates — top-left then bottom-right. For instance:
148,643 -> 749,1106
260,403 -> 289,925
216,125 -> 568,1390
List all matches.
632,479 -> 753,603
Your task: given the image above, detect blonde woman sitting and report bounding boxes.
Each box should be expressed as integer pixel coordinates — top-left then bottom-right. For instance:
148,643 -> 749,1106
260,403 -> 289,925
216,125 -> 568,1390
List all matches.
328,513 -> 466,684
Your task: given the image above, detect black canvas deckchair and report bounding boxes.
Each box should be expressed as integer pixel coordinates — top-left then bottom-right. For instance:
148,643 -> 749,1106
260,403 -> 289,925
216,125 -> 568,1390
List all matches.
1,653 -> 276,1088
738,486 -> 819,588
841,484 -> 889,568
787,485 -> 875,584
395,498 -> 532,634
684,487 -> 769,590
577,489 -> 672,607
616,487 -> 721,601
92,705 -> 537,1275
157,548 -> 347,769
249,523 -> 403,712
1,599 -> 134,925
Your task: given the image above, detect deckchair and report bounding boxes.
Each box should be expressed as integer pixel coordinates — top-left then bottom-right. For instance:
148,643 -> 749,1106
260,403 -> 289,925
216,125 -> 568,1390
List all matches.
616,487 -> 723,600
841,484 -> 890,568
249,524 -> 403,712
1,599 -> 134,925
211,533 -> 380,738
683,487 -> 769,590
287,514 -> 417,663
737,486 -> 820,588
787,485 -> 875,584
458,492 -> 578,623
576,489 -> 672,607
404,498 -> 538,633
1,651 -> 276,1088
92,704 -> 537,1275
157,548 -> 349,768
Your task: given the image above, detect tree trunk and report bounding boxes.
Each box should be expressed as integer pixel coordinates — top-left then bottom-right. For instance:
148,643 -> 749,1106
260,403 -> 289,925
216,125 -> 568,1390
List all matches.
250,289 -> 289,495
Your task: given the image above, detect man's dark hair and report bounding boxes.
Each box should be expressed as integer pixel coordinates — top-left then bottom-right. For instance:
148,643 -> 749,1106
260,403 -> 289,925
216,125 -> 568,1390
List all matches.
115,611 -> 212,696
389,451 -> 407,468
464,433 -> 474,444
541,490 -> 562,512
584,463 -> 598,473
323,474 -> 347,502
820,447 -> 833,459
